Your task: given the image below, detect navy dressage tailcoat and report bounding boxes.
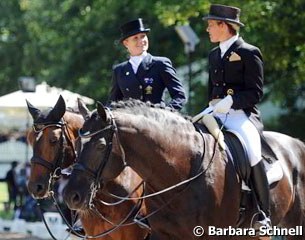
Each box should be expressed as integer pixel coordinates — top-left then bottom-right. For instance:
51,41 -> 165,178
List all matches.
109,53 -> 187,111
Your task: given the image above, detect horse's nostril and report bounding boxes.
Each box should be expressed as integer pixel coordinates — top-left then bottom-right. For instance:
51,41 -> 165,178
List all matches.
36,184 -> 44,193
27,182 -> 47,198
71,192 -> 81,205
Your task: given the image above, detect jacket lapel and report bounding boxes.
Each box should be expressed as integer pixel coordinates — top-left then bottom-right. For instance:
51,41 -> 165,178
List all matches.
210,47 -> 223,68
122,62 -> 141,84
136,53 -> 154,82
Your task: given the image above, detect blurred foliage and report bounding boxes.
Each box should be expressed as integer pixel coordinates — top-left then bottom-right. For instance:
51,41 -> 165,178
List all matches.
265,110 -> 305,141
0,0 -> 305,138
0,208 -> 14,220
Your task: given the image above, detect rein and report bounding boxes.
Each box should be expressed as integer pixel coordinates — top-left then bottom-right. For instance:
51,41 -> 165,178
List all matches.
31,115 -> 146,239
79,112 -> 218,201
105,127 -> 218,201
30,119 -> 85,239
73,124 -> 117,192
72,112 -> 146,231
90,182 -> 146,229
75,108 -> 219,226
97,178 -> 145,206
37,192 -> 126,240
76,110 -> 127,196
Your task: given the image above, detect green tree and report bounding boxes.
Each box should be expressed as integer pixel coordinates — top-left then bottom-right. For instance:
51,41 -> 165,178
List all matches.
157,0 -> 305,110
1,0 -> 305,127
0,0 -> 29,94
157,0 -> 305,139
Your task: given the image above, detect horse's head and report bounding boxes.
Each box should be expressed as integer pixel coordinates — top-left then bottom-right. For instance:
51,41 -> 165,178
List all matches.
63,100 -> 125,210
27,95 -> 80,199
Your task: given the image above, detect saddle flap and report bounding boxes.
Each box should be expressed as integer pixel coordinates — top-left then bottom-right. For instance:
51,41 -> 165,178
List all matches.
224,130 -> 251,186
224,130 -> 283,187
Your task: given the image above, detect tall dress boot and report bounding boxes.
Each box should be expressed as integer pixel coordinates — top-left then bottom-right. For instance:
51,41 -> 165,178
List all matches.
250,160 -> 271,229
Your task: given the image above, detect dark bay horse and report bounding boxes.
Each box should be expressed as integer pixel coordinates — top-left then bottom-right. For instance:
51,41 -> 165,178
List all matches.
26,96 -> 149,240
63,99 -> 305,240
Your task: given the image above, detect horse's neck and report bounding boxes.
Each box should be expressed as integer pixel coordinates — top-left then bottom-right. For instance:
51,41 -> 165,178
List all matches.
63,112 -> 84,139
114,167 -> 142,193
116,112 -> 204,190
62,112 -> 84,166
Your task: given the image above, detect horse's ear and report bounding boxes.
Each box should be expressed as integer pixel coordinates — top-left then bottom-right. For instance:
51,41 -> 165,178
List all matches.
49,95 -> 66,121
96,101 -> 109,123
26,99 -> 41,121
78,98 -> 90,120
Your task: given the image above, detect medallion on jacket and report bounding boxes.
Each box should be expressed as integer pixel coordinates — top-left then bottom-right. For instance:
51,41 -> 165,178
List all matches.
144,77 -> 153,95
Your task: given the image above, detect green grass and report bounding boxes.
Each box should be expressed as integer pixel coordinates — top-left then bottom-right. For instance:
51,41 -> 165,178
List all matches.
0,181 -> 14,219
0,182 -> 8,206
0,208 -> 13,219
0,182 -> 9,203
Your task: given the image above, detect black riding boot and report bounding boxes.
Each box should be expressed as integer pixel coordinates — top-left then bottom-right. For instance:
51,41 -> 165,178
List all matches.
251,161 -> 271,229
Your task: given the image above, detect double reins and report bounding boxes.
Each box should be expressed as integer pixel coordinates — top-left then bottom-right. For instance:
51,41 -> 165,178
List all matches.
32,118 -> 141,239
67,111 -> 150,237
74,108 -> 219,225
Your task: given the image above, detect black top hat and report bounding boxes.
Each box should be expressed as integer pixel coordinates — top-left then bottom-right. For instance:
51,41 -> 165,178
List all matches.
119,18 -> 150,42
203,4 -> 244,27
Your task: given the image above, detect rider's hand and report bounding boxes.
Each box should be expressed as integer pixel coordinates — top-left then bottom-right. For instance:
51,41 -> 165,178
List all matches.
213,95 -> 233,114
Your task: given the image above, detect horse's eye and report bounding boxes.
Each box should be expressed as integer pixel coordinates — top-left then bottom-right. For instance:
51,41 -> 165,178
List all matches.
33,124 -> 44,132
49,136 -> 59,145
96,138 -> 106,149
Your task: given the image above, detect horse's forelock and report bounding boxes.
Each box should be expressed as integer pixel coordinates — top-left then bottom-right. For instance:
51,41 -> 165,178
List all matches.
81,110 -> 104,133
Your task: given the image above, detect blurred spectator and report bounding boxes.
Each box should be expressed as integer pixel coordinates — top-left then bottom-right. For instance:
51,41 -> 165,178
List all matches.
5,161 -> 19,211
17,194 -> 40,222
14,162 -> 41,222
16,162 -> 30,207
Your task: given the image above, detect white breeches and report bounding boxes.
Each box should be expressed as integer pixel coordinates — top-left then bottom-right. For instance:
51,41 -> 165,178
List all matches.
214,109 -> 261,167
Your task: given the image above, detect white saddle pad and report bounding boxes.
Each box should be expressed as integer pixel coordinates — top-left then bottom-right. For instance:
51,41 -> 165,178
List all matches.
242,160 -> 283,191
264,160 -> 283,185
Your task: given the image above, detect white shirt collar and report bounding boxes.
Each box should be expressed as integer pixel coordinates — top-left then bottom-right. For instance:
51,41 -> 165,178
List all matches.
219,34 -> 239,58
129,51 -> 148,73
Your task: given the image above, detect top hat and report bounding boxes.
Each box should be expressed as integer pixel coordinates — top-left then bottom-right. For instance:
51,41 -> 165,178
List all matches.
203,4 -> 244,27
119,18 -> 150,42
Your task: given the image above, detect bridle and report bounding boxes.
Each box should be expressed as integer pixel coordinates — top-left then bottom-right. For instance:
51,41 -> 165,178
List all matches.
30,119 -> 85,239
31,118 -> 142,240
30,119 -> 77,179
71,111 -> 149,236
64,106 -> 221,240
73,107 -> 218,220
75,109 -> 218,203
73,109 -> 127,206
